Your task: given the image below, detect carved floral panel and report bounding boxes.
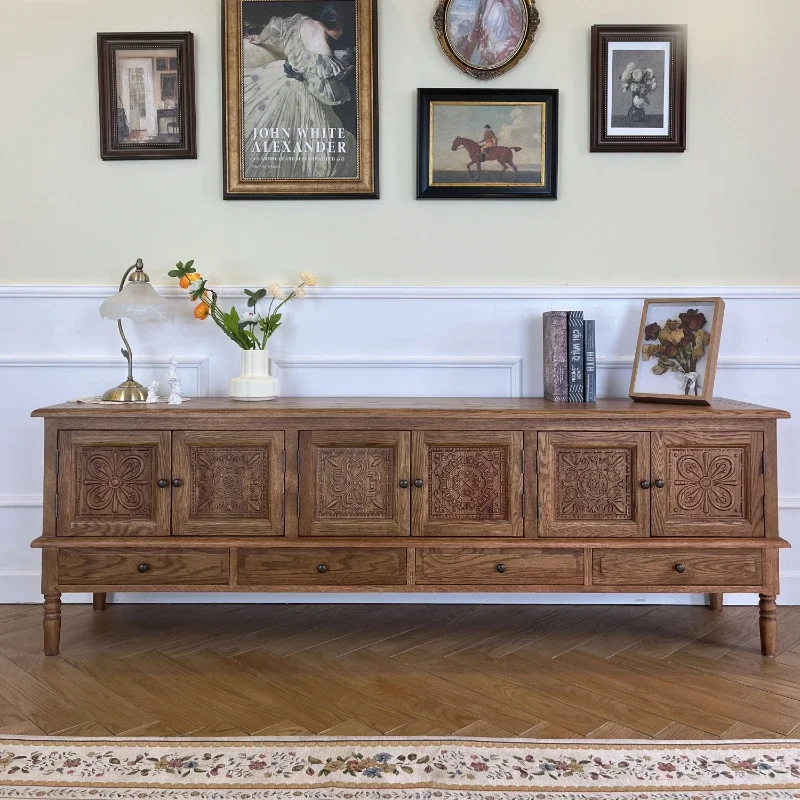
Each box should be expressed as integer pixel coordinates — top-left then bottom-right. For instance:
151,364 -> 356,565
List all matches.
667,447 -> 746,519
76,447 -> 154,518
428,447 -> 508,520
555,448 -> 632,520
317,447 -> 394,519
190,447 -> 270,518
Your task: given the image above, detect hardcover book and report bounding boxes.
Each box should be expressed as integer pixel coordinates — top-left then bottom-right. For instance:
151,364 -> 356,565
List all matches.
543,311 -> 569,402
568,311 -> 584,402
584,319 -> 597,402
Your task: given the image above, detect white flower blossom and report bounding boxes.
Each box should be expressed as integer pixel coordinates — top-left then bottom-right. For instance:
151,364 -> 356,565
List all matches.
299,271 -> 319,287
650,79 -> 658,91
632,68 -> 643,82
241,311 -> 258,325
633,95 -> 645,108
621,82 -> 630,93
189,279 -> 204,293
294,286 -> 307,299
625,61 -> 636,73
629,82 -> 641,94
644,68 -> 655,80
267,283 -> 286,300
620,70 -> 632,84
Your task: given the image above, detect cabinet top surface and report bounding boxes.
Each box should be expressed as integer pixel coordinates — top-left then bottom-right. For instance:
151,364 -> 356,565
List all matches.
32,397 -> 790,419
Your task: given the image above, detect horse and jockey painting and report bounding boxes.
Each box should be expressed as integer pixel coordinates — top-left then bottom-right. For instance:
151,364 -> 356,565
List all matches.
417,88 -> 558,199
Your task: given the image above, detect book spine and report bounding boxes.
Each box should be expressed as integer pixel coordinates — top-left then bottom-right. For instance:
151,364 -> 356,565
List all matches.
568,311 -> 584,402
543,311 -> 568,402
584,319 -> 597,403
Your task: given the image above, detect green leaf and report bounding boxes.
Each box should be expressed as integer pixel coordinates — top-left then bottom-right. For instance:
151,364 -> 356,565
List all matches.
168,270 -> 181,278
255,288 -> 267,300
185,259 -> 195,269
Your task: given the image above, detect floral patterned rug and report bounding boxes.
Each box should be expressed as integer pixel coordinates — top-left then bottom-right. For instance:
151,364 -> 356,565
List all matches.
1,737 -> 799,800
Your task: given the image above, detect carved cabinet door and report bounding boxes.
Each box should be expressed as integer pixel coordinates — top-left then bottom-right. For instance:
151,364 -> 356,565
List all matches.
172,431 -> 285,536
651,431 -> 765,537
299,431 -> 411,537
57,431 -> 171,537
411,431 -> 523,538
538,432 -> 650,538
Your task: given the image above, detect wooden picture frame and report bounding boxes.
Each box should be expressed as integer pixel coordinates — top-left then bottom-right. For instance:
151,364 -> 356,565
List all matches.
433,0 -> 540,80
591,24 -> 687,153
97,32 -> 196,160
417,88 -> 558,200
222,0 -> 379,200
629,298 -> 725,406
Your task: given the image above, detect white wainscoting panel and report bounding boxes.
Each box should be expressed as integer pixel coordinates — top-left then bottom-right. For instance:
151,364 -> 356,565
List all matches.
1,285 -> 798,606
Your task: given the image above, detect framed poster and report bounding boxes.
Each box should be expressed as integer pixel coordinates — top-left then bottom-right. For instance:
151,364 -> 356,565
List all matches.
630,298 -> 725,405
591,24 -> 687,153
223,0 -> 379,199
417,88 -> 558,200
433,0 -> 540,80
97,32 -> 196,160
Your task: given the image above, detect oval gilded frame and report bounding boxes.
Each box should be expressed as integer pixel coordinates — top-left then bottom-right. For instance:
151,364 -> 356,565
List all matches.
433,0 -> 540,80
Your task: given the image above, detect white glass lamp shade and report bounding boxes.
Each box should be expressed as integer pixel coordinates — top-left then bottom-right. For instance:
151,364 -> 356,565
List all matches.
99,281 -> 175,322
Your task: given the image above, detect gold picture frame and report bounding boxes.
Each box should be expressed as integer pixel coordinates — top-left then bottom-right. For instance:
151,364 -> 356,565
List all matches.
629,298 -> 725,406
433,0 -> 540,80
223,0 -> 379,199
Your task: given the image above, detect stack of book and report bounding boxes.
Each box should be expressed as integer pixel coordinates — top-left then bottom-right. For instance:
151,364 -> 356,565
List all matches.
542,311 -> 597,402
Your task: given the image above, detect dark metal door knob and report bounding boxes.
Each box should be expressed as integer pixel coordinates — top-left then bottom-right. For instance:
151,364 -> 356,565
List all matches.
640,480 -> 651,489
414,479 -> 424,488
137,563 -> 149,574
655,480 -> 665,489
399,480 -> 409,489
675,564 -> 686,574
172,478 -> 182,488
496,563 -> 507,574
317,564 -> 328,574
157,479 -> 169,489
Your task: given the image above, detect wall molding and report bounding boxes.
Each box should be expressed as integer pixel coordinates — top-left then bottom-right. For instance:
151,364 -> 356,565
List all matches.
598,356 -> 800,371
3,285 -> 800,301
271,355 -> 523,398
0,356 -> 211,397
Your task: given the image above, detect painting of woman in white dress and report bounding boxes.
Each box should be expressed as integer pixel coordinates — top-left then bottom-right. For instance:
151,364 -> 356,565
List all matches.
446,0 -> 527,70
241,2 -> 358,180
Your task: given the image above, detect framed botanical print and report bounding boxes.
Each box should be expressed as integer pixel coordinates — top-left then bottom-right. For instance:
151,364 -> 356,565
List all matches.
433,0 -> 540,80
591,24 -> 687,153
223,0 -> 379,200
417,88 -> 558,200
630,298 -> 725,405
97,32 -> 196,160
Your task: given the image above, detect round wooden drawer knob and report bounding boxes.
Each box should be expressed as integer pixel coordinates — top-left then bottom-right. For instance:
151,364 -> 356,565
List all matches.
317,564 -> 328,574
655,480 -> 665,489
675,564 -> 686,574
157,479 -> 169,489
496,563 -> 507,574
137,563 -> 149,574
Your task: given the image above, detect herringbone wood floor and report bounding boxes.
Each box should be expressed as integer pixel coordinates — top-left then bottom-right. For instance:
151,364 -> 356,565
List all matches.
2,602 -> 800,739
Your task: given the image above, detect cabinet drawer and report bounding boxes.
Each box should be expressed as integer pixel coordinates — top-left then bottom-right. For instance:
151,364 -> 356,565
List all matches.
415,548 -> 584,585
592,549 -> 763,587
58,550 -> 230,585
237,548 -> 408,586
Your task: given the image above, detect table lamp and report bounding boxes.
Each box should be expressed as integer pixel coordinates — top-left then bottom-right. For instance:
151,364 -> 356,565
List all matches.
99,259 -> 174,402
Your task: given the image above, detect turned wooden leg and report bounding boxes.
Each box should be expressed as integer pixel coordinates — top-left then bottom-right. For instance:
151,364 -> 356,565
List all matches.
759,593 -> 777,657
43,593 -> 62,656
709,593 -> 723,612
93,592 -> 107,611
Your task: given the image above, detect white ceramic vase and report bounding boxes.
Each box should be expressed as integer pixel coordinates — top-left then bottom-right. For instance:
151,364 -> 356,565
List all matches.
229,349 -> 279,401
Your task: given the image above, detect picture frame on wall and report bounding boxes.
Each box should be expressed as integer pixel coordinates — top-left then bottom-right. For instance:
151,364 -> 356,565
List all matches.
417,88 -> 558,200
222,0 -> 379,200
97,32 -> 196,160
433,0 -> 540,81
629,298 -> 725,406
590,24 -> 687,153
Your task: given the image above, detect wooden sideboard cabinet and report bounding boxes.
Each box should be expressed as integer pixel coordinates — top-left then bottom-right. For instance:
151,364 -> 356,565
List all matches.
31,398 -> 790,657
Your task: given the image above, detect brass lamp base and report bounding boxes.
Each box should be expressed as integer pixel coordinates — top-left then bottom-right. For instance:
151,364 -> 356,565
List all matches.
102,380 -> 148,403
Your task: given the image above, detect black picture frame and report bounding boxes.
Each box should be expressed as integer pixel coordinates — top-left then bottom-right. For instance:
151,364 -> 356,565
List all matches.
222,0 -> 379,200
97,32 -> 196,160
417,88 -> 558,200
591,24 -> 687,153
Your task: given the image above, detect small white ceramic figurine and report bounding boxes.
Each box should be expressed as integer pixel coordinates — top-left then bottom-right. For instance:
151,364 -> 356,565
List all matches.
167,357 -> 183,405
146,381 -> 160,404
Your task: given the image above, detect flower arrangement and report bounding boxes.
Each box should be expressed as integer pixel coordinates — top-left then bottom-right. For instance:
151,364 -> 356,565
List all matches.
620,62 -> 658,122
168,261 -> 318,350
642,309 -> 712,395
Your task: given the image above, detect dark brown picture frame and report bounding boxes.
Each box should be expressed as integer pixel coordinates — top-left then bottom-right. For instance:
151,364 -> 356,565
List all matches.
629,298 -> 725,406
591,24 -> 687,153
222,0 -> 379,200
417,88 -> 558,200
98,32 -> 197,160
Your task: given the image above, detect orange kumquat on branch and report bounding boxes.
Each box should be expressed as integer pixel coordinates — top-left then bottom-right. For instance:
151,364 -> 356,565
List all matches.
168,260 -> 319,351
